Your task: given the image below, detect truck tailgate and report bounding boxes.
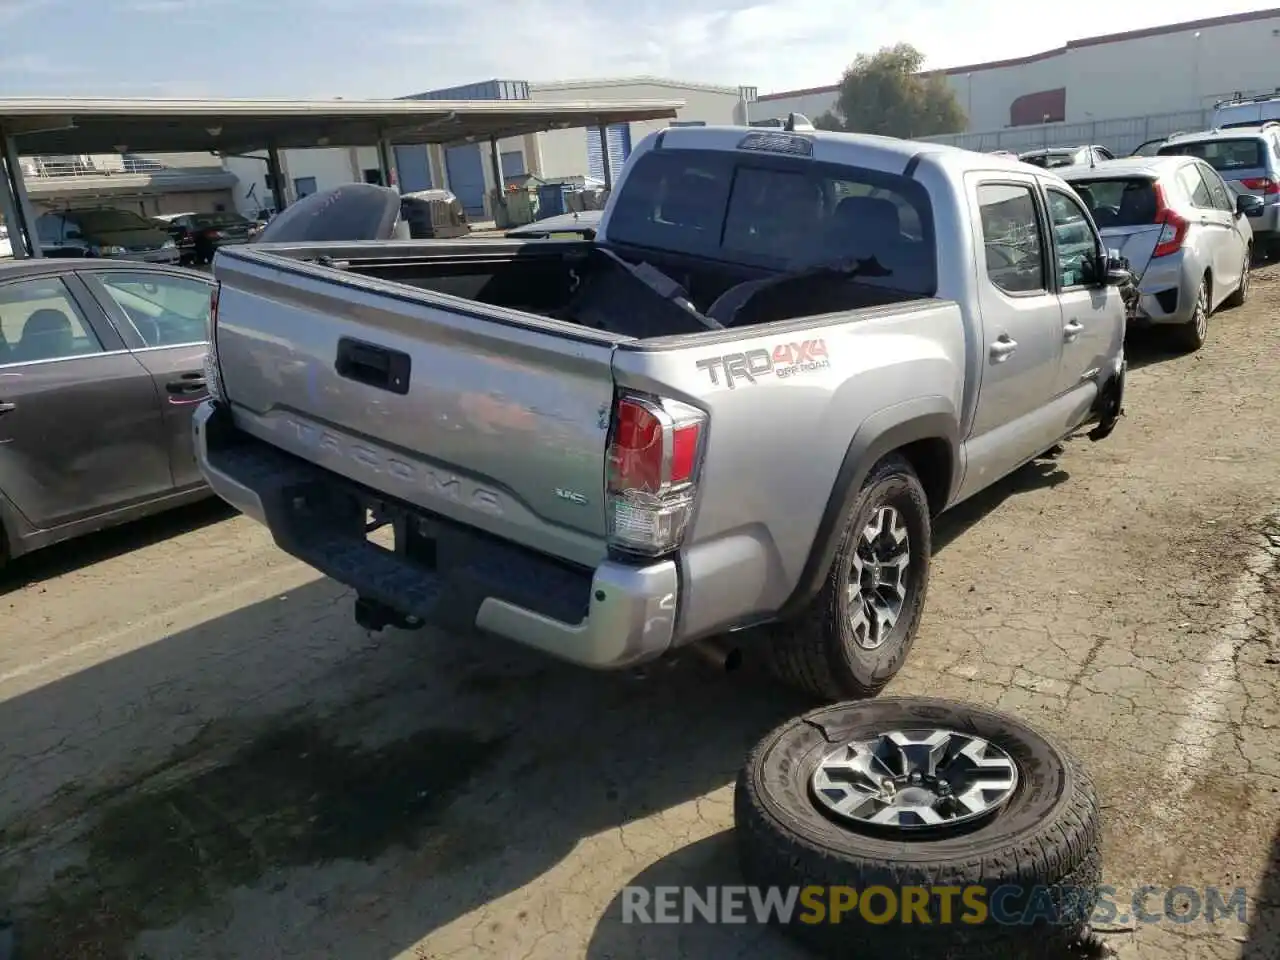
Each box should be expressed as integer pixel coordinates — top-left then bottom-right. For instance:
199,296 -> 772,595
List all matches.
212,248 -> 623,568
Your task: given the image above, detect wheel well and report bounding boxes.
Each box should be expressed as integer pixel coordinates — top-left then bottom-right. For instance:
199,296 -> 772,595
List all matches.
896,437 -> 953,516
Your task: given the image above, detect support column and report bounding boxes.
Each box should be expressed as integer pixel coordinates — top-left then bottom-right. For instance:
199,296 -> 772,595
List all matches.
377,137 -> 399,192
597,124 -> 613,192
0,156 -> 26,259
488,138 -> 507,223
1,132 -> 41,258
267,144 -> 287,212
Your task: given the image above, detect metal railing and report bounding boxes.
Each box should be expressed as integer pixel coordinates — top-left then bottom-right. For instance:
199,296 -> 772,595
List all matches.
918,108 -> 1214,158
17,155 -> 176,180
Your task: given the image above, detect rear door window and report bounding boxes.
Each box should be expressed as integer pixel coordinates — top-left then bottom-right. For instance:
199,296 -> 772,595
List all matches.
606,147 -> 937,294
92,271 -> 212,347
976,183 -> 1047,295
1197,163 -> 1234,212
1068,178 -> 1159,228
1176,165 -> 1215,209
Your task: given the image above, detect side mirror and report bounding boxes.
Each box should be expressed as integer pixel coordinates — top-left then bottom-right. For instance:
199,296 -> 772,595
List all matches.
1103,250 -> 1132,287
1236,193 -> 1265,217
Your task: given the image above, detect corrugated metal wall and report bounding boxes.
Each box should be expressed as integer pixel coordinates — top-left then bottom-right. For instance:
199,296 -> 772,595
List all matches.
401,80 -> 531,101
919,108 -> 1212,157
586,124 -> 632,182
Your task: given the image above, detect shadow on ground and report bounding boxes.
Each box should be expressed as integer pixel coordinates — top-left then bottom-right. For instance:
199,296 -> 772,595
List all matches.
585,832 -> 806,959
1242,821 -> 1280,959
1123,328 -> 1196,371
0,454 -> 1065,958
0,497 -> 234,596
0,571 -> 814,959
933,455 -> 1070,553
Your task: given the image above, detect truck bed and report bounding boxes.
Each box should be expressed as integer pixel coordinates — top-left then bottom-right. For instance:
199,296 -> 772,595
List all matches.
243,238 -> 925,336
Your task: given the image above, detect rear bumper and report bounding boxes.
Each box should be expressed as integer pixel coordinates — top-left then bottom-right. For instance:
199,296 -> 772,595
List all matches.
192,401 -> 678,669
1127,253 -> 1196,326
1245,204 -> 1280,238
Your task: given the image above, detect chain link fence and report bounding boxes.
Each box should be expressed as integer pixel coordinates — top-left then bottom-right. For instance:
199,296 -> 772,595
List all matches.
918,108 -> 1213,157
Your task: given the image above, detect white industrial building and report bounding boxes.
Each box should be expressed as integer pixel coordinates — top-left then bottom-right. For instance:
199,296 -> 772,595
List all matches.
224,77 -> 753,221
34,8 -> 1280,227
755,8 -> 1280,136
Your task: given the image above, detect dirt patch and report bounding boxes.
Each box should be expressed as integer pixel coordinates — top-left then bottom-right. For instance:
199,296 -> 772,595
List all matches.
10,721 -> 507,959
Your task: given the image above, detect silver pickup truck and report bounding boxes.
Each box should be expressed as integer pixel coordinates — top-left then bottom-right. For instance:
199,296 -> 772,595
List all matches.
194,124 -> 1128,699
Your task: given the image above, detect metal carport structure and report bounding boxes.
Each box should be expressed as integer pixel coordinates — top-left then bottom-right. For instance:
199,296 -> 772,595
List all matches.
0,95 -> 684,258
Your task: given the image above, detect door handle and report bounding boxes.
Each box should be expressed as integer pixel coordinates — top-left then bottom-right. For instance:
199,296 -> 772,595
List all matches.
989,336 -> 1018,361
0,401 -> 14,415
166,374 -> 207,395
1063,319 -> 1084,342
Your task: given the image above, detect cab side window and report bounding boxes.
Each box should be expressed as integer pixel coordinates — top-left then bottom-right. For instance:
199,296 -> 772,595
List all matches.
1045,189 -> 1099,288
0,277 -> 104,365
977,183 -> 1046,294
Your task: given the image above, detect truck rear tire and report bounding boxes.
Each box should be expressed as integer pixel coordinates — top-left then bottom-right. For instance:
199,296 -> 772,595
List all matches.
763,454 -> 931,701
735,698 -> 1102,960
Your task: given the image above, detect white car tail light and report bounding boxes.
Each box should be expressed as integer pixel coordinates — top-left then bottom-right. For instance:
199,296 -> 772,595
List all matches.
606,393 -> 707,558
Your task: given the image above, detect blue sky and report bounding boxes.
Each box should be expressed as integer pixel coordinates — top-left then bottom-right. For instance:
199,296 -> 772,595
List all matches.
0,0 -> 1271,99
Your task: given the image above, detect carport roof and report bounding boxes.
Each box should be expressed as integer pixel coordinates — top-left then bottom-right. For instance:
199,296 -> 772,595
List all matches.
0,96 -> 686,155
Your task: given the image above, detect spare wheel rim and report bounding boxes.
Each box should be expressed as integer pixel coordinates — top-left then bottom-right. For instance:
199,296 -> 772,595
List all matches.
810,728 -> 1019,833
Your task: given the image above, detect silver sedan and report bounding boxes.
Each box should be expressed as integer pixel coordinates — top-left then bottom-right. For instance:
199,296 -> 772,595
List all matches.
1059,156 -> 1258,351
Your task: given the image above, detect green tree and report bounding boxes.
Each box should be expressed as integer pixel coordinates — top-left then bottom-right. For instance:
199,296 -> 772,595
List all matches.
821,43 -> 966,139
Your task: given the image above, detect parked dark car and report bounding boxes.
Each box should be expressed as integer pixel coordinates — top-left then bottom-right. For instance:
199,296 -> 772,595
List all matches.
36,208 -> 181,263
0,258 -> 215,570
155,211 -> 256,265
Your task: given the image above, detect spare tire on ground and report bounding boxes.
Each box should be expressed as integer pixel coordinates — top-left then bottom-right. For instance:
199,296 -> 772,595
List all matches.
735,698 -> 1102,960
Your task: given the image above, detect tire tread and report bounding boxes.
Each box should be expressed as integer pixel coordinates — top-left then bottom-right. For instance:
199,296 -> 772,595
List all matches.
735,702 -> 1104,959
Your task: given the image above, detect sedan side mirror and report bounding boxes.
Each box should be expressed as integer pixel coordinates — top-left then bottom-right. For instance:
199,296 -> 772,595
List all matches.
1236,193 -> 1265,217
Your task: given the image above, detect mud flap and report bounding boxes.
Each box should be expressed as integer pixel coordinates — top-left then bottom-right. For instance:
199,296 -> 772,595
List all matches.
1088,360 -> 1126,442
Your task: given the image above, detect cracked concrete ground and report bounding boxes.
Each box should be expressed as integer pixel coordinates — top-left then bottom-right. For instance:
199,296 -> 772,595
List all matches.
2,266 -> 1280,960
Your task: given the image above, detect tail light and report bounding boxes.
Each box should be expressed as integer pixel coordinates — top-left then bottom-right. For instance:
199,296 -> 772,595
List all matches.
203,282 -> 225,402
1239,177 -> 1280,195
1152,182 -> 1188,258
606,393 -> 707,557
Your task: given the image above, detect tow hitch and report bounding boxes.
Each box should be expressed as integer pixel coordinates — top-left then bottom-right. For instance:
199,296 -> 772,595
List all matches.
1088,360 -> 1126,442
354,595 -> 426,632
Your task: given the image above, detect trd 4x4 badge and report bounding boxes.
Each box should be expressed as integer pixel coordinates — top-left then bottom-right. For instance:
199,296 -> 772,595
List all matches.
695,339 -> 830,389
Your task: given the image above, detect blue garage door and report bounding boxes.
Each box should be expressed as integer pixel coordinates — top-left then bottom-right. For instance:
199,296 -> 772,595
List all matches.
394,145 -> 432,192
445,144 -> 487,219
586,124 -> 632,183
